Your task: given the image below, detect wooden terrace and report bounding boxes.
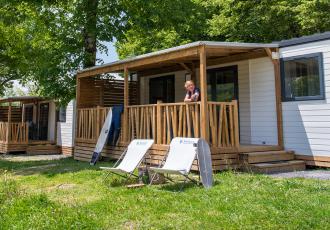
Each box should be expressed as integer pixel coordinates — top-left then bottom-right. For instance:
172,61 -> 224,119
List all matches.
0,96 -> 58,154
74,42 -> 284,171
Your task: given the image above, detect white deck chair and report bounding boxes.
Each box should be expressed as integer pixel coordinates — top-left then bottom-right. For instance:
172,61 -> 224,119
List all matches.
100,139 -> 154,180
149,137 -> 200,186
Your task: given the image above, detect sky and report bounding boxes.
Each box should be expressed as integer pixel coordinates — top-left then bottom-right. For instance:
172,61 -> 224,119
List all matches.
96,41 -> 119,64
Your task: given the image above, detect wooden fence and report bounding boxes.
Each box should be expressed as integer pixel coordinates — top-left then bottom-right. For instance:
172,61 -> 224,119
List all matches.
76,101 -> 239,148
0,122 -> 29,144
127,101 -> 239,147
127,102 -> 201,145
76,107 -> 111,142
208,101 -> 239,148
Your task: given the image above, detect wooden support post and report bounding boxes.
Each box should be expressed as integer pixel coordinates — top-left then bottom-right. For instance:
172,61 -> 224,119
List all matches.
74,76 -> 81,154
199,45 -> 209,141
7,102 -> 12,143
123,67 -> 129,143
21,103 -> 25,122
266,48 -> 284,148
273,51 -> 284,148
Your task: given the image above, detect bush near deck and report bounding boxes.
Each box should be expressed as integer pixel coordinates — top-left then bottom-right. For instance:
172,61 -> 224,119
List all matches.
0,158 -> 329,229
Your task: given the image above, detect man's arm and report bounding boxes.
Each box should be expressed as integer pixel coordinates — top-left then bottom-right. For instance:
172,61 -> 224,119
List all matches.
184,94 -> 192,102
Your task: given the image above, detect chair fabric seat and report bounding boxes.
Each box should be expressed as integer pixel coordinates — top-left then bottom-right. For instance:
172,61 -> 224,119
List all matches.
149,167 -> 187,175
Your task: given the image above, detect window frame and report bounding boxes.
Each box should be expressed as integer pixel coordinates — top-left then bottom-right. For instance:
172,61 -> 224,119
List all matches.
280,52 -> 325,102
207,65 -> 239,102
58,107 -> 67,123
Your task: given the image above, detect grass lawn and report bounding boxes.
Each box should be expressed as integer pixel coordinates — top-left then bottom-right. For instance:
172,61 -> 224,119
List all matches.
0,157 -> 329,230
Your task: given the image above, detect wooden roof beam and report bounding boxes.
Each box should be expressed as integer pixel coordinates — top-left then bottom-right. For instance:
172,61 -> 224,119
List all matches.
78,47 -> 199,78
179,62 -> 193,74
206,49 -> 267,66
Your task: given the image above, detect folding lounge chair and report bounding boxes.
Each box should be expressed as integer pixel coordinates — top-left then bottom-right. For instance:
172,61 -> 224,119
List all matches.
149,137 -> 200,186
100,139 -> 154,180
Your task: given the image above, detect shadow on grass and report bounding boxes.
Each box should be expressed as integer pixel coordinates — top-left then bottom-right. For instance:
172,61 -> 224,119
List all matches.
158,181 -> 197,192
0,157 -> 116,177
101,173 -> 140,188
156,178 -> 222,192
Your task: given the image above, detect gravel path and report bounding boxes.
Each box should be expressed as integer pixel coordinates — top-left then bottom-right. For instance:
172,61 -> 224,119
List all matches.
0,154 -> 71,162
270,170 -> 330,180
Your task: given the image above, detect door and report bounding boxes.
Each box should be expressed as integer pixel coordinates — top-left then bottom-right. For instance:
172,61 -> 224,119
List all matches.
38,103 -> 49,140
207,65 -> 238,102
149,75 -> 175,104
24,105 -> 35,140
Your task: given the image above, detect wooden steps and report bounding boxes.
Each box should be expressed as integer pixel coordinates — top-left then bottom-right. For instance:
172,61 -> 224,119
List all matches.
240,150 -> 306,174
240,150 -> 295,164
245,160 -> 306,174
26,144 -> 60,155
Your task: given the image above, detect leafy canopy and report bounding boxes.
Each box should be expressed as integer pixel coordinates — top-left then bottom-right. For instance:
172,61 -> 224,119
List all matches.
1,0 -> 329,104
117,0 -> 330,57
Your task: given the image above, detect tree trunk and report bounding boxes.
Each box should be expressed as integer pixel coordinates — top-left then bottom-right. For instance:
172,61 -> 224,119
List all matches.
83,0 -> 99,68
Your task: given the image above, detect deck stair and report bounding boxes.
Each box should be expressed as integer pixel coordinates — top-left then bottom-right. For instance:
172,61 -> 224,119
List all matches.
26,143 -> 60,155
240,150 -> 306,174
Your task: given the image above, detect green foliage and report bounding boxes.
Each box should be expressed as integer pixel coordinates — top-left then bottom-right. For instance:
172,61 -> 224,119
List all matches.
117,0 -> 330,57
0,0 -> 123,104
1,0 -> 329,103
0,158 -> 329,229
116,0 -> 209,58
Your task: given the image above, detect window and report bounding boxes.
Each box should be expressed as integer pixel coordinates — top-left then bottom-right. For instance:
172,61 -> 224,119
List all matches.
281,53 -> 324,101
149,75 -> 175,104
58,107 -> 66,122
207,65 -> 238,102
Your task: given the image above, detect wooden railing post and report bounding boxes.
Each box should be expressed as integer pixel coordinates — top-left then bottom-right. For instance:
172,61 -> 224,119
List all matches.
123,67 -> 129,143
156,100 -> 162,144
25,122 -> 29,143
232,100 -> 240,147
96,106 -> 100,141
6,102 -> 12,143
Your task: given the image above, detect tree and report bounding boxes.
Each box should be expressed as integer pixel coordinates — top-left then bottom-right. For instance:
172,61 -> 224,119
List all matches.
116,0 -> 209,58
0,0 -> 124,104
1,0 -> 329,104
116,0 -> 330,57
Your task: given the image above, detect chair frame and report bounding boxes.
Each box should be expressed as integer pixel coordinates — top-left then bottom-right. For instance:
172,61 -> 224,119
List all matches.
149,145 -> 201,190
101,145 -> 150,183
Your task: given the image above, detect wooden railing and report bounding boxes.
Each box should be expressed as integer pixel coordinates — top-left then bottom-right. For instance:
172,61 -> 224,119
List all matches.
208,101 -> 239,148
0,122 -> 8,143
0,122 -> 29,144
127,102 -> 201,144
76,100 -> 239,148
76,107 -> 110,142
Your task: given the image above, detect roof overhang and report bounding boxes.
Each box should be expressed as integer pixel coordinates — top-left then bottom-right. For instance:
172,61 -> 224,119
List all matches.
77,41 -> 278,78
0,96 -> 47,104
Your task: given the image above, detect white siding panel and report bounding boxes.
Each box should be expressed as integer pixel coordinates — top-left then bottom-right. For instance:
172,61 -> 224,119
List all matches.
249,57 -> 278,145
280,39 -> 330,158
57,100 -> 76,148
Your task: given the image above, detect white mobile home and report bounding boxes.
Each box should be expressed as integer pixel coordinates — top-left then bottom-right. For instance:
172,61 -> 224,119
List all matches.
56,100 -> 76,155
0,96 -> 58,154
74,32 -> 330,171
0,96 -> 76,155
279,33 -> 330,167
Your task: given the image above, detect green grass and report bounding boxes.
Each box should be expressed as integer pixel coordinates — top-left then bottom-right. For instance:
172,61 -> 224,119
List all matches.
0,158 -> 329,230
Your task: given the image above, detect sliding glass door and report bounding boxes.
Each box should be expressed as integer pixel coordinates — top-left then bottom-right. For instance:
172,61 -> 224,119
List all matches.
207,65 -> 238,102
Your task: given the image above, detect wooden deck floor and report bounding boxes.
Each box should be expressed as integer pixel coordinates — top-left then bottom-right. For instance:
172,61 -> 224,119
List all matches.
74,141 -> 283,171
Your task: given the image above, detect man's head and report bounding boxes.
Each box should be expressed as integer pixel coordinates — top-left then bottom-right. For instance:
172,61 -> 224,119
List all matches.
184,80 -> 195,92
